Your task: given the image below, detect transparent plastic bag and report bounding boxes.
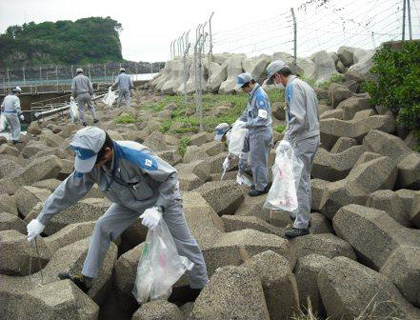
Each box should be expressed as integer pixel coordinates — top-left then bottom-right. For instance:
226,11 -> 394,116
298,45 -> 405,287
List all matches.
102,88 -> 117,106
228,121 -> 248,156
264,146 -> 303,212
69,101 -> 79,123
132,220 -> 194,304
0,113 -> 7,132
236,173 -> 253,187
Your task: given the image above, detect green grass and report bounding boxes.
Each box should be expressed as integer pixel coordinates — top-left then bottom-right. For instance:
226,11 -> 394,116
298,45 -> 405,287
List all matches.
178,137 -> 191,156
275,125 -> 286,133
114,114 -> 140,123
159,119 -> 173,133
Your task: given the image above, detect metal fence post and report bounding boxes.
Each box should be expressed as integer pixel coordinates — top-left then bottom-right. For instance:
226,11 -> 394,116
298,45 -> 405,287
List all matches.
407,0 -> 412,40
7,68 -> 11,89
183,43 -> 191,103
208,12 -> 215,61
402,0 -> 407,40
22,67 -> 26,87
291,8 -> 297,75
55,66 -> 59,91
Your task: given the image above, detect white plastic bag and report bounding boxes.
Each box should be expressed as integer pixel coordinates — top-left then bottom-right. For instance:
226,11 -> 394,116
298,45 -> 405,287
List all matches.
102,88 -> 117,106
132,220 -> 194,304
69,101 -> 79,123
236,173 -> 253,187
0,113 -> 7,132
264,146 -> 303,212
228,121 -> 248,156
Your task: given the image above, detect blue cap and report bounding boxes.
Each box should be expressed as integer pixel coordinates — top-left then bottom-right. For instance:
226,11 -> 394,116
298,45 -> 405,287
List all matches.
234,73 -> 254,90
70,127 -> 106,173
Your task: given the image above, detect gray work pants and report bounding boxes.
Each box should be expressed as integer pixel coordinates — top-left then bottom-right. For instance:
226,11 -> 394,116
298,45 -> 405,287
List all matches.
4,113 -> 21,142
291,135 -> 320,229
249,128 -> 273,191
117,89 -> 131,108
77,93 -> 97,124
82,199 -> 209,289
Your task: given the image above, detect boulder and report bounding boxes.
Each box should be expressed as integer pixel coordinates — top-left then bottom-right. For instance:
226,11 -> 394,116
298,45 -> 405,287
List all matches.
189,265 -> 270,320
201,140 -> 225,157
0,194 -> 18,215
235,193 -> 271,222
329,83 -> 353,108
176,160 -> 211,183
295,254 -> 332,317
218,57 -> 244,94
0,159 -> 23,179
142,131 -> 168,152
27,121 -> 42,135
380,245 -> 420,308
336,96 -> 371,120
0,230 -> 49,276
353,108 -> 375,120
320,115 -> 395,149
318,256 -> 420,320
311,179 -> 328,212
320,156 -> 398,219
155,149 -> 182,167
182,145 -> 208,164
177,172 -> 203,191
330,137 -> 357,153
410,191 -> 420,228
222,215 -> 283,237
309,212 -> 334,235
395,189 -> 417,218
242,55 -> 271,80
13,186 -> 51,217
269,210 -> 293,228
21,141 -> 50,159
271,102 -> 285,121
17,280 -> 99,320
311,50 -> 339,84
203,229 -> 294,276
132,300 -> 183,320
353,151 -> 382,166
347,49 -> 375,77
189,132 -> 212,147
25,198 -> 109,235
312,146 -> 364,181
333,204 -> 420,270
207,61 -> 227,93
245,250 -> 299,320
196,180 -> 244,216
207,152 -> 239,174
397,152 -> 420,189
366,190 -> 412,227
320,109 -> 343,120
40,129 -> 65,148
22,155 -> 63,185
337,46 -> 355,67
32,178 -> 62,192
291,233 -> 356,260
0,211 -> 26,233
0,144 -> 20,157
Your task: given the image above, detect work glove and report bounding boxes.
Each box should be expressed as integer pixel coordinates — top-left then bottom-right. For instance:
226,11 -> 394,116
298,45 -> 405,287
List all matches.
27,219 -> 45,243
222,156 -> 230,171
108,87 -> 112,91
278,140 -> 291,153
140,207 -> 162,230
19,114 -> 24,121
70,96 -> 75,102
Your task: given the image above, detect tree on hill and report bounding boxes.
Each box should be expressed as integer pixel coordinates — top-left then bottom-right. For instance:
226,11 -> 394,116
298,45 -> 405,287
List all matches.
0,17 -> 123,68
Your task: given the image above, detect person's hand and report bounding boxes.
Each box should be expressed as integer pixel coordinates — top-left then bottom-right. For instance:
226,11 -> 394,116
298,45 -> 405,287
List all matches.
19,114 -> 24,121
140,207 -> 162,230
278,140 -> 291,152
222,156 -> 230,171
70,96 -> 75,102
108,87 -> 112,91
27,219 -> 45,243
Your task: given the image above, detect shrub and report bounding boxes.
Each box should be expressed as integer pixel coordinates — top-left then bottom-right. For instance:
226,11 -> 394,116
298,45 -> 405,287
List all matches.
178,137 -> 191,157
364,41 -> 420,130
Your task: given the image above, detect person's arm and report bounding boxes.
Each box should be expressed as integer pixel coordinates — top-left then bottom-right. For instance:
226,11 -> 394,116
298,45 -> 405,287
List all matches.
130,76 -> 134,90
283,83 -> 306,143
244,93 -> 271,128
1,99 -> 5,112
111,75 -> 119,90
14,97 -> 22,114
88,78 -> 94,95
37,171 -> 95,225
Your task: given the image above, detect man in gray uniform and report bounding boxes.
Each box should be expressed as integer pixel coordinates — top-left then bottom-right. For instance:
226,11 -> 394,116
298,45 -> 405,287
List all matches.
266,60 -> 320,239
110,68 -> 134,108
71,68 -> 98,126
236,73 -> 273,197
1,86 -> 24,144
26,127 -> 209,296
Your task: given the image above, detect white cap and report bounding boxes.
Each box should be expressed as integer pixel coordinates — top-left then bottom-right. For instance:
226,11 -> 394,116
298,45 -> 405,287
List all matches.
12,86 -> 22,93
76,68 -> 84,74
234,73 -> 254,90
120,67 -> 126,73
70,127 -> 106,173
266,60 -> 288,84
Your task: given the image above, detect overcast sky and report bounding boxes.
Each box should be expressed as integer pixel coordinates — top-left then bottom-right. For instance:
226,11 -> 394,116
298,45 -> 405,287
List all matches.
1,0 -> 419,63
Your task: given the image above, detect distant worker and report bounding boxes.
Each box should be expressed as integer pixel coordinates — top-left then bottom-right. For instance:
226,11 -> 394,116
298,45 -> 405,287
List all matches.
71,68 -> 98,126
110,68 -> 134,108
266,60 -> 320,239
1,86 -> 24,144
235,72 -> 273,197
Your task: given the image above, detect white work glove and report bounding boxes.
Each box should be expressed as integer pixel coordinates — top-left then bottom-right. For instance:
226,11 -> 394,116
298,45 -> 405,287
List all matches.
140,207 -> 162,230
223,156 -> 230,171
19,114 -> 24,121
70,96 -> 75,102
27,219 -> 45,243
108,87 -> 112,91
278,140 -> 291,152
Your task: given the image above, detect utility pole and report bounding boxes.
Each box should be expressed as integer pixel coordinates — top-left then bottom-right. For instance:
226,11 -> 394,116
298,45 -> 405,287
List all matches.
291,8 -> 297,75
407,0 -> 412,40
402,0 -> 407,40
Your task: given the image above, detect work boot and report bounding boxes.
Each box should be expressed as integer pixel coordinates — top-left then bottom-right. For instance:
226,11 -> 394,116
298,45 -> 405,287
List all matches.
284,228 -> 310,239
58,273 -> 92,293
248,188 -> 268,197
93,119 -> 99,124
12,140 -> 19,145
82,122 -> 87,127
